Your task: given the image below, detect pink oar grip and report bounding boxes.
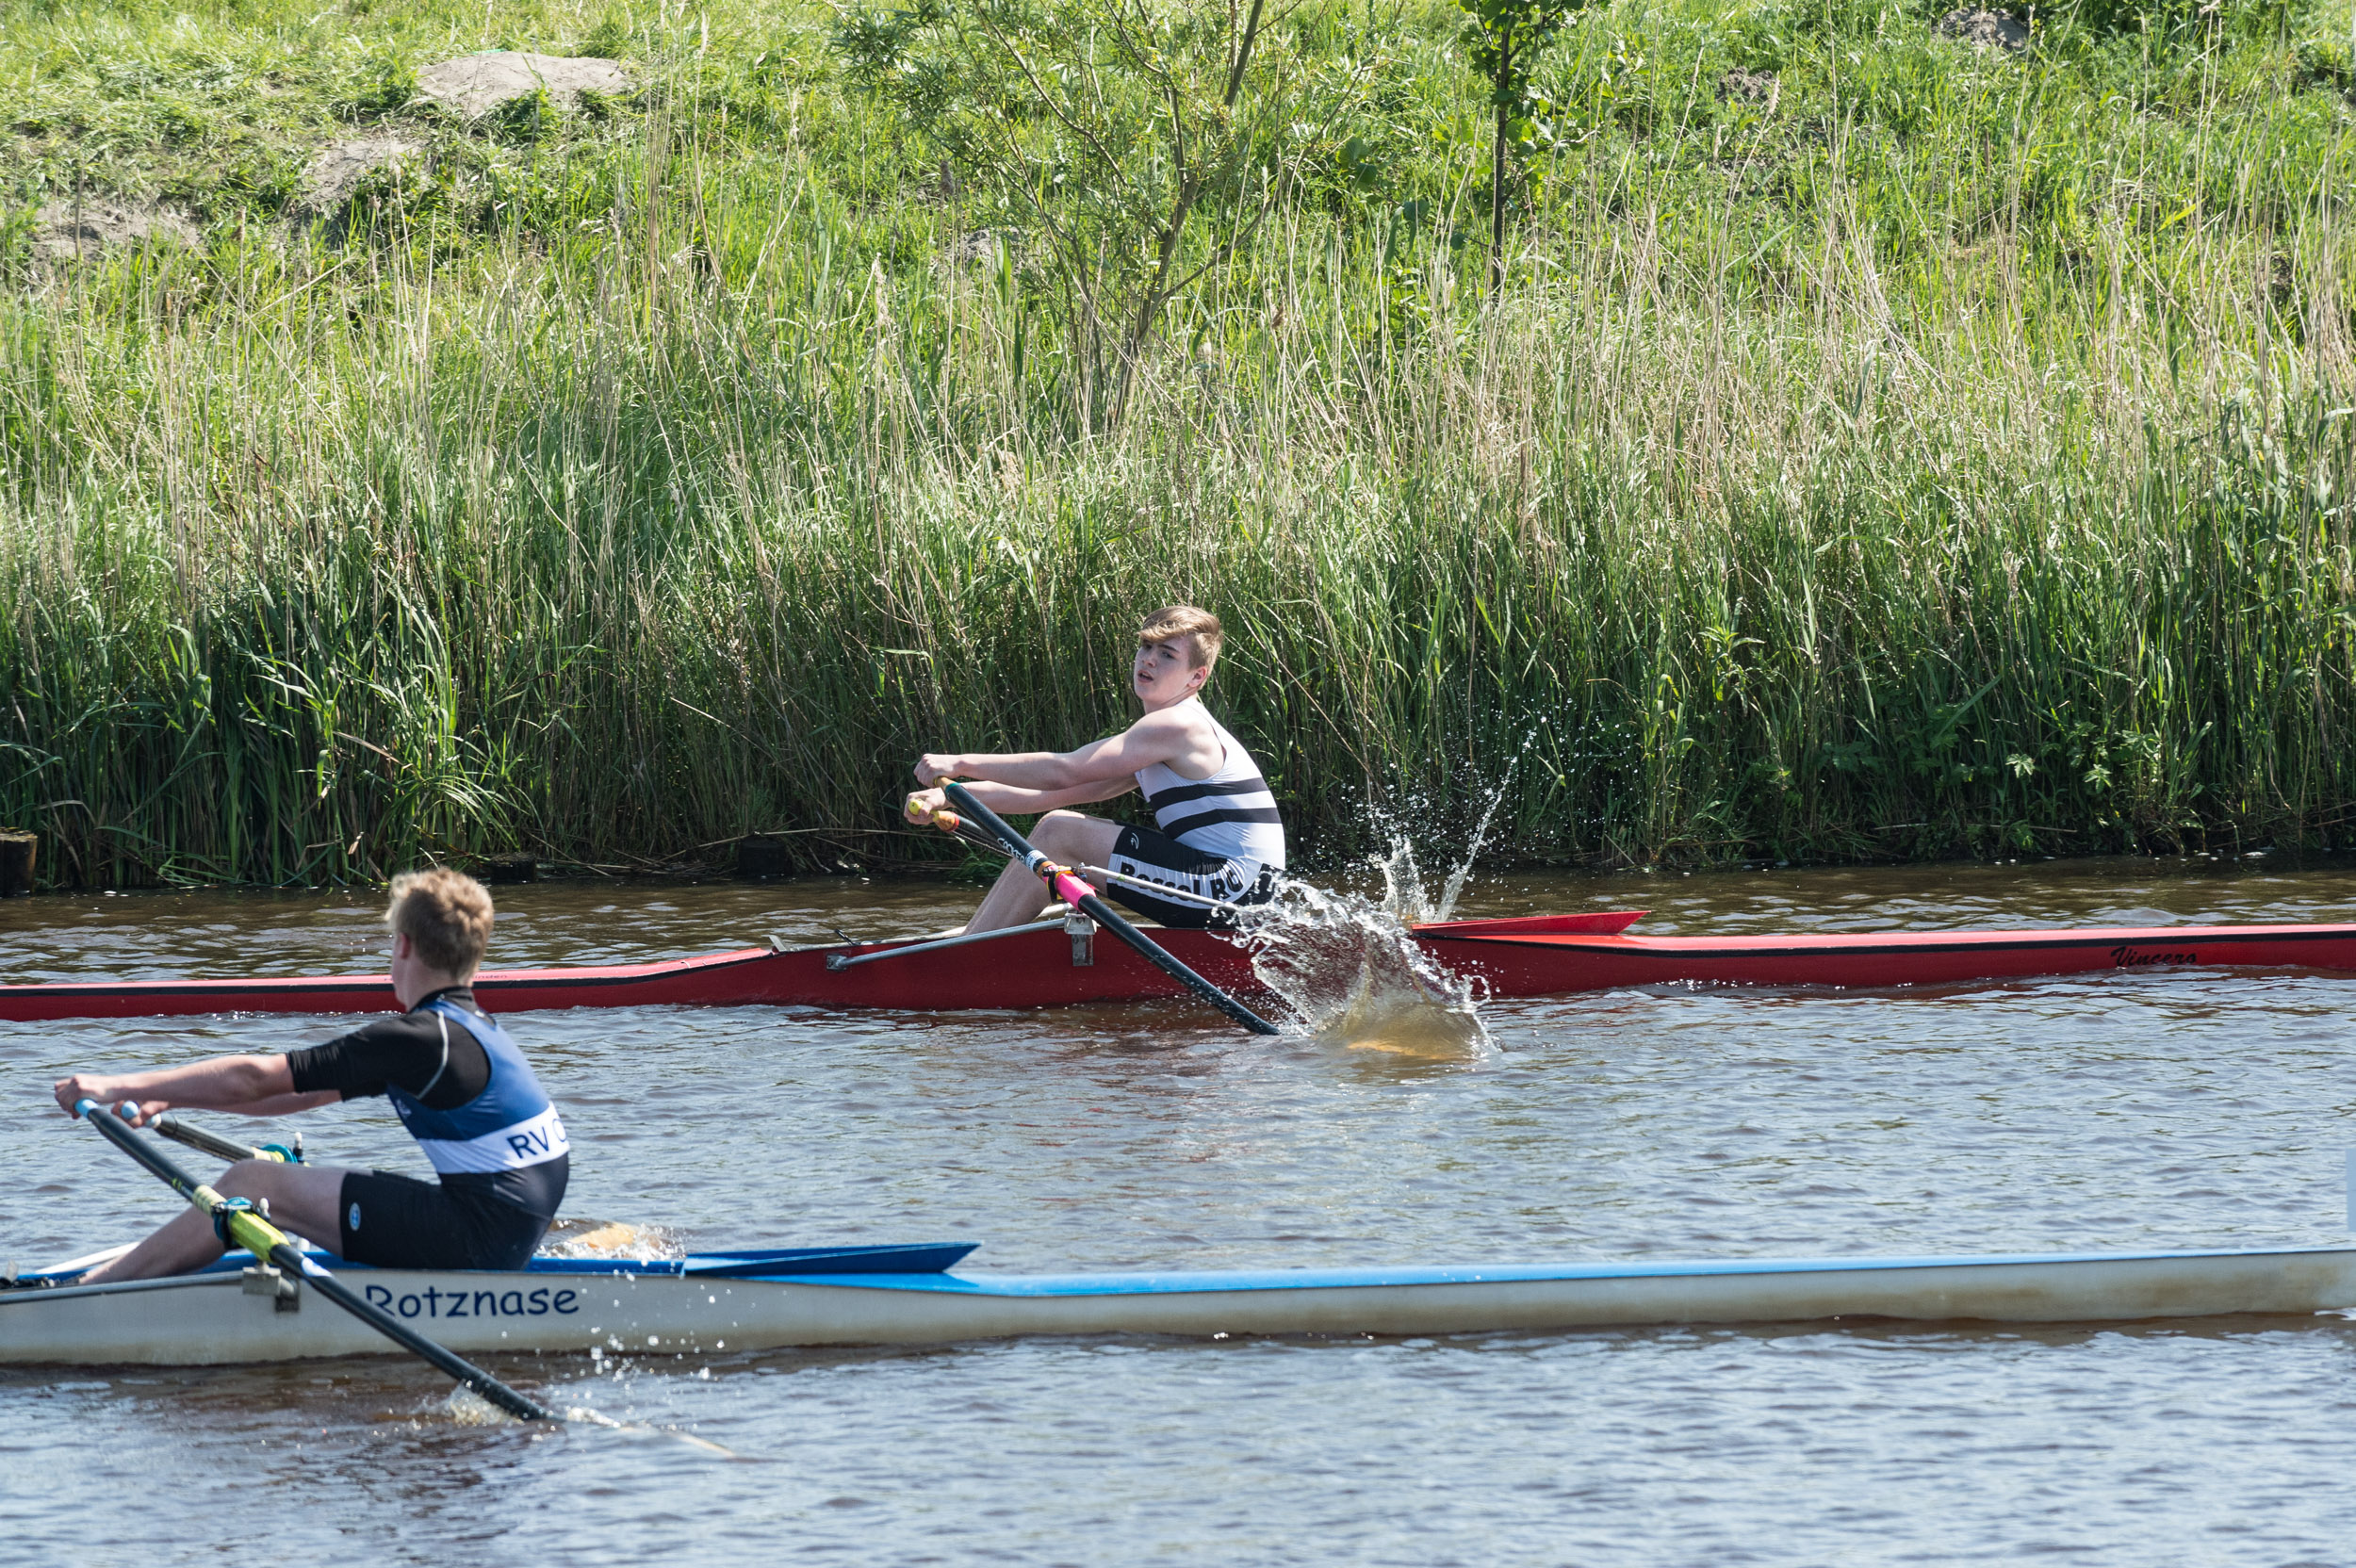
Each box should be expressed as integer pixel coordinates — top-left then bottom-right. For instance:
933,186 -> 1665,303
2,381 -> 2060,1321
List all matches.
1051,871 -> 1092,906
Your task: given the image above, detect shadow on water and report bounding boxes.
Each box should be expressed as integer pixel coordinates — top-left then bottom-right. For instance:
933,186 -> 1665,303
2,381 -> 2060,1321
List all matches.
28,1301 -> 2353,1426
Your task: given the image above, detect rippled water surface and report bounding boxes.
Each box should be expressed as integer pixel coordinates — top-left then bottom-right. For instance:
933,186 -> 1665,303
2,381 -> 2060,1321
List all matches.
5,858 -> 2356,1565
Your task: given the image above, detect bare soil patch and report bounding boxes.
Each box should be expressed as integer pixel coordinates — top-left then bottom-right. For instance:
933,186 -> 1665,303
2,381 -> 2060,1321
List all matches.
1718,69 -> 1781,111
415,52 -> 631,119
1935,9 -> 2032,51
32,200 -> 198,265
297,133 -> 428,216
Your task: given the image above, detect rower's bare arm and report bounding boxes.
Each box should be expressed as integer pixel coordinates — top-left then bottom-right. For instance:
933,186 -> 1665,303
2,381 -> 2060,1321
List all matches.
917,712 -> 1192,792
53,1054 -> 303,1123
947,775 -> 1136,814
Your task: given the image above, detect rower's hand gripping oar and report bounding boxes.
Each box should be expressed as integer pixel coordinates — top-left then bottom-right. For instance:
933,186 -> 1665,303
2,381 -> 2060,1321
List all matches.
934,782 -> 1283,1036
74,1099 -> 555,1423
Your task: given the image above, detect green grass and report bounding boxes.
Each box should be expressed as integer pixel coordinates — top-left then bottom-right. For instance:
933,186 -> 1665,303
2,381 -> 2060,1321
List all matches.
2,0 -> 2352,886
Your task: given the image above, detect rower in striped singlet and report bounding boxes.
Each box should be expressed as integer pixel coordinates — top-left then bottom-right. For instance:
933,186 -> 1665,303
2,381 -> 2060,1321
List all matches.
907,606 -> 1287,933
1115,707 -> 1284,925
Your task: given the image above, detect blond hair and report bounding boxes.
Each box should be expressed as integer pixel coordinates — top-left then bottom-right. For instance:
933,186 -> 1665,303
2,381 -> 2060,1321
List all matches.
385,867 -> 495,976
1137,605 -> 1223,670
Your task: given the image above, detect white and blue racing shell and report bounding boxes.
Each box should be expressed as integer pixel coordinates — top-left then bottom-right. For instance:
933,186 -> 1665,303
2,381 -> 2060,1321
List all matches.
386,999 -> 570,1178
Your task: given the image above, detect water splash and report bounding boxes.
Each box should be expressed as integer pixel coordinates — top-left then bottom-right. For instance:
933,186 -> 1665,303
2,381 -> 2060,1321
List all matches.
538,1217 -> 682,1261
1433,750 -> 1520,923
1240,874 -> 1488,1057
1242,789 -> 1526,1059
442,1384 -> 523,1426
1374,838 -> 1434,925
1238,743 -> 1537,1055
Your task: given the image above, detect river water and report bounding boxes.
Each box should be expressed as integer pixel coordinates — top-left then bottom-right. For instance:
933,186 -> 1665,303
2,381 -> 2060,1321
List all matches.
4,857 -> 2355,1565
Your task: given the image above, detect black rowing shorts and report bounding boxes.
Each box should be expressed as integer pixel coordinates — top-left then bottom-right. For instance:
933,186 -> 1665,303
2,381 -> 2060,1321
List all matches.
336,1169 -> 553,1271
1104,825 -> 1279,930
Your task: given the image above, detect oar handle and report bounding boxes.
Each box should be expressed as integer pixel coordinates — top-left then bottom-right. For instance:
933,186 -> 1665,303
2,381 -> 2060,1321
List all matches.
940,783 -> 1282,1036
73,1100 -> 554,1422
908,796 -> 1010,858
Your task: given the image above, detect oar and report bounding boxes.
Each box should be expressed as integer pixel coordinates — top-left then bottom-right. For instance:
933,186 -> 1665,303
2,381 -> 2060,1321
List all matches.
74,1099 -> 555,1423
937,782 -> 1282,1035
153,1111 -> 301,1166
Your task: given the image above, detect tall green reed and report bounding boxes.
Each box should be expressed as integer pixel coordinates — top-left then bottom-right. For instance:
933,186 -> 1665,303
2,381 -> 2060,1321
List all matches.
1,0 -> 2350,885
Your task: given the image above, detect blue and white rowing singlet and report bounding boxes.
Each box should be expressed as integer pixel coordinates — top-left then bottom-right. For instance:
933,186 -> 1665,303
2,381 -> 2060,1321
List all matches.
388,998 -> 569,1214
1132,704 -> 1286,870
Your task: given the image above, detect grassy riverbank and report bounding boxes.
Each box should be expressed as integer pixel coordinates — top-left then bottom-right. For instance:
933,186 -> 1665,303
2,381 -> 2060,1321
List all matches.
3,0 -> 2353,887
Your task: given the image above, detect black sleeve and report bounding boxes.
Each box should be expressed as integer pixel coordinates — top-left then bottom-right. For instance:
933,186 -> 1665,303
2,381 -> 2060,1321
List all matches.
286,1014 -> 442,1101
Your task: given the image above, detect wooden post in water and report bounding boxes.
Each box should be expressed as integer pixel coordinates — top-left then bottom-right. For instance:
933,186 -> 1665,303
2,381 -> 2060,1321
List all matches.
0,831 -> 33,897
482,852 -> 539,885
735,833 -> 791,881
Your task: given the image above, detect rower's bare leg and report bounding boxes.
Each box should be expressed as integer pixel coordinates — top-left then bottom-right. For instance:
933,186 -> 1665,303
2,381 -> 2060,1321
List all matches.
77,1160 -> 352,1284
963,811 -> 1123,934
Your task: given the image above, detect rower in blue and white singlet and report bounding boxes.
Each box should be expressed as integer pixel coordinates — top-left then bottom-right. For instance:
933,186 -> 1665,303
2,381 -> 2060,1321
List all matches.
48,867 -> 568,1288
1104,699 -> 1286,928
286,984 -> 570,1270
